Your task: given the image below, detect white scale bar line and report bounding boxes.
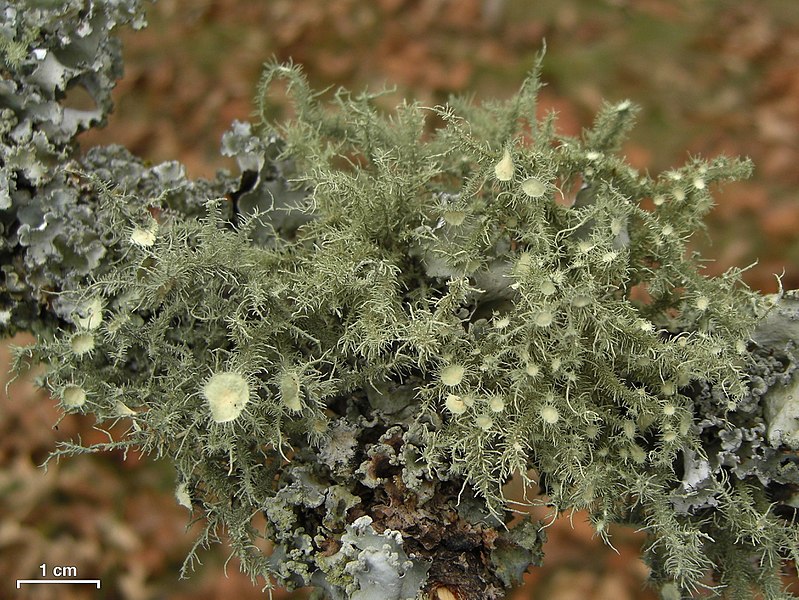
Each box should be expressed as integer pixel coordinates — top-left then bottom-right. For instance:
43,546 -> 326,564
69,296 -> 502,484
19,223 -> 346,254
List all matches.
17,580 -> 101,588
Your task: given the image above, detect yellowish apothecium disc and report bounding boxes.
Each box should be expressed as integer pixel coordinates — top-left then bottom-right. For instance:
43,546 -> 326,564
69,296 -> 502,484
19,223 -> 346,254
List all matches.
440,364 -> 465,387
494,148 -> 514,181
175,482 -> 192,509
279,372 -> 302,412
62,385 -> 87,408
70,332 -> 95,356
204,371 -> 250,423
445,394 -> 466,415
521,176 -> 546,197
130,217 -> 158,247
540,405 -> 560,425
74,297 -> 104,330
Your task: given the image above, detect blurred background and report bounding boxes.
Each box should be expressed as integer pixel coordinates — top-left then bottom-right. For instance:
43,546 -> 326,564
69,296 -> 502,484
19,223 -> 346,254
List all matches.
3,0 -> 799,598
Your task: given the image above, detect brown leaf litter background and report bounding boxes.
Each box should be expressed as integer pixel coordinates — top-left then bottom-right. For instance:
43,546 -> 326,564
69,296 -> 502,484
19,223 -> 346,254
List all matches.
3,1 -> 799,598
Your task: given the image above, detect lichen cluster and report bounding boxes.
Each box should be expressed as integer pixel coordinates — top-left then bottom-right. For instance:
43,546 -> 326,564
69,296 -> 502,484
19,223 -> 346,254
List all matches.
5,3 -> 799,599
0,0 -> 237,335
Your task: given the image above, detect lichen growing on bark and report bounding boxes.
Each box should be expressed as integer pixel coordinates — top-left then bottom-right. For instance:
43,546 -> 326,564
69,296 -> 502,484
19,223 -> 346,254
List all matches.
5,3 -> 799,599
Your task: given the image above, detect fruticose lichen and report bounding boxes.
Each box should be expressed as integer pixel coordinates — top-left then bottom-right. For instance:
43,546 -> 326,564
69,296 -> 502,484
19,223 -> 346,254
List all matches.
6,3 -> 799,599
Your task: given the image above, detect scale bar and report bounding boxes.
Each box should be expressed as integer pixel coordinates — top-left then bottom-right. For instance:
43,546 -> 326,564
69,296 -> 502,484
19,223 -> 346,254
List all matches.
17,580 -> 101,588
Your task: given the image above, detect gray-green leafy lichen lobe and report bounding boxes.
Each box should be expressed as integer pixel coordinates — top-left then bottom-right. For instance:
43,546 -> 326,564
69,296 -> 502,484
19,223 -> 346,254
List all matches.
0,0 -> 239,335
5,4 -> 799,599
313,515 -> 429,600
678,291 -> 799,515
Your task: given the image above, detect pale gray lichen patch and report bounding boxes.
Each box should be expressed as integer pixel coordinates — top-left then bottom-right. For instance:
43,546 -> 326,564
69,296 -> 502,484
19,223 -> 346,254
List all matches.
318,419 -> 359,475
764,372 -> 799,450
675,292 -> 799,519
752,290 -> 799,351
341,516 -> 429,600
489,517 -> 546,588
